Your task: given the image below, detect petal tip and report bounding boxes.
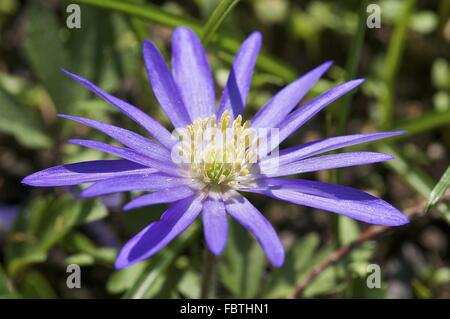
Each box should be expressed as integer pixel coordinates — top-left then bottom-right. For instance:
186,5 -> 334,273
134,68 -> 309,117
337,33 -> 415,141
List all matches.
270,253 -> 285,268
208,246 -> 225,257
21,175 -> 34,186
114,255 -> 130,270
249,31 -> 263,42
122,203 -> 135,212
353,78 -> 365,85
391,213 -> 410,226
322,60 -> 334,69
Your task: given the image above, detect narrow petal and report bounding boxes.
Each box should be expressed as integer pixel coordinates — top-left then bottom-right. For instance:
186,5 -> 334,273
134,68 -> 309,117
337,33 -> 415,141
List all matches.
143,40 -> 192,127
115,195 -> 203,269
62,69 -> 176,148
59,114 -> 171,161
124,186 -> 195,211
202,195 -> 228,256
259,152 -> 393,177
68,139 -> 178,175
261,131 -> 405,167
81,173 -> 188,197
251,61 -> 333,129
245,178 -> 409,226
224,190 -> 284,267
218,32 -> 262,118
22,160 -> 154,186
277,79 -> 364,144
172,27 -> 216,119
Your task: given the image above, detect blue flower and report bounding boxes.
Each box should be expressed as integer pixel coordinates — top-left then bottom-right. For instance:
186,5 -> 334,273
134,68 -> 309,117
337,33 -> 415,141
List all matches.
22,27 -> 408,269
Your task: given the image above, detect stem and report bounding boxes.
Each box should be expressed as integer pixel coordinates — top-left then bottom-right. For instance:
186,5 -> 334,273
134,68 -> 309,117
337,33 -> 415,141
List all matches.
379,0 -> 415,129
290,192 -> 450,298
200,250 -> 217,298
337,0 -> 368,135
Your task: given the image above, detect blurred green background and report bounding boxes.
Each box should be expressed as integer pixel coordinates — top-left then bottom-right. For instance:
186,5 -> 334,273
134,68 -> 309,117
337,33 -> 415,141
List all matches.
0,0 -> 449,298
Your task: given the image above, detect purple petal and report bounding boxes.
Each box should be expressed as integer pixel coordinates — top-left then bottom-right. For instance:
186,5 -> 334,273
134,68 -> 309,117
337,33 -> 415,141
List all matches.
59,114 -> 171,161
22,160 -> 154,186
251,61 -> 333,129
143,40 -> 192,128
224,190 -> 284,267
62,69 -> 176,149
261,131 -> 405,167
172,27 -> 216,119
124,186 -> 195,211
115,195 -> 203,269
68,139 -> 178,175
246,178 -> 409,226
202,195 -> 228,256
218,32 -> 262,118
81,173 -> 188,197
277,79 -> 364,144
259,152 -> 393,177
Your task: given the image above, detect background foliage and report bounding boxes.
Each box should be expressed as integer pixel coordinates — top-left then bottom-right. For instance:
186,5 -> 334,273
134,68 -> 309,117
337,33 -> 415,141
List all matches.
0,0 -> 449,298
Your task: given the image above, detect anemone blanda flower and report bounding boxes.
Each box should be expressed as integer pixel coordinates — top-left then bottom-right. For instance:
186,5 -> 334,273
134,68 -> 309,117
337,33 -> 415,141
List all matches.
22,27 -> 408,269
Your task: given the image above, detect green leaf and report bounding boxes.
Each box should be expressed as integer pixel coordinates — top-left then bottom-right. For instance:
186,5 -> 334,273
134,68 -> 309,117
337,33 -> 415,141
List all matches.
427,165 -> 450,210
63,232 -> 117,265
65,253 -> 95,266
121,224 -> 199,299
201,0 -> 240,46
0,87 -> 51,148
338,216 -> 360,245
0,265 -> 18,298
336,0 -> 368,134
5,195 -> 107,276
67,0 -> 297,82
376,144 -> 450,221
263,233 -> 320,298
107,262 -> 148,294
378,0 -> 416,128
177,270 -> 201,298
392,109 -> 450,138
19,270 -> 57,299
24,3 -> 85,114
218,218 -> 265,298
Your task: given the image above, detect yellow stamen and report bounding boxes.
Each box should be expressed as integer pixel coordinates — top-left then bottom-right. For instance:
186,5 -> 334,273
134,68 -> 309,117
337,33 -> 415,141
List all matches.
177,110 -> 256,187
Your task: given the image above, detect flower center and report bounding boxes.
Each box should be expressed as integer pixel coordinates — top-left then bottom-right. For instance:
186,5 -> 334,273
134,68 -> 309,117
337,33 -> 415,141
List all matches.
176,110 -> 256,188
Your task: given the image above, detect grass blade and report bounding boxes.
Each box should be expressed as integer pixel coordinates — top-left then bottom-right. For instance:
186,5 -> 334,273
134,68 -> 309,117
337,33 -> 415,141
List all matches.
337,0 -> 368,135
427,165 -> 450,210
378,0 -> 416,128
67,0 -> 297,82
202,0 -> 240,47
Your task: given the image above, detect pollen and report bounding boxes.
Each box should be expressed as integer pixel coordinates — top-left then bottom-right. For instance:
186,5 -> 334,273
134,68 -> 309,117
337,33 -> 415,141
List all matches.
176,110 -> 257,188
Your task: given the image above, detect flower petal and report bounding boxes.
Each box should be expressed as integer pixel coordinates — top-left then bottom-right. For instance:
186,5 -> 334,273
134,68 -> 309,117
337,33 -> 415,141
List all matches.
172,27 -> 216,119
81,173 -> 188,197
259,152 -> 393,177
59,114 -> 171,160
124,186 -> 195,211
68,139 -> 178,175
143,40 -> 192,128
245,178 -> 409,226
202,195 -> 228,256
115,195 -> 203,269
62,69 -> 176,148
224,190 -> 284,267
261,131 -> 405,167
276,79 -> 364,144
218,32 -> 262,118
22,160 -> 154,186
251,61 -> 333,129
